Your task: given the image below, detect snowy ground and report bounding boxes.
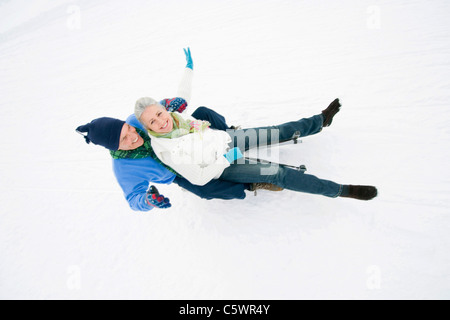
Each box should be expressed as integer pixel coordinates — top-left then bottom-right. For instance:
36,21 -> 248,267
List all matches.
1,0 -> 449,299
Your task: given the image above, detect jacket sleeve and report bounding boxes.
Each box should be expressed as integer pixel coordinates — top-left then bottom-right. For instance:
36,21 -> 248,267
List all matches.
176,67 -> 193,104
173,176 -> 247,200
124,181 -> 153,212
112,159 -> 156,212
158,67 -> 193,114
159,151 -> 230,186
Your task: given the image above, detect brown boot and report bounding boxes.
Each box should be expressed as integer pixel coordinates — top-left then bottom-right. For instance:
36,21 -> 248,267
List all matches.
249,183 -> 284,196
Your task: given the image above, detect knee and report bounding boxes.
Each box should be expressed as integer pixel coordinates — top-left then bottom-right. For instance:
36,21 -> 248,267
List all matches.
260,164 -> 286,184
275,165 -> 290,185
192,106 -> 210,119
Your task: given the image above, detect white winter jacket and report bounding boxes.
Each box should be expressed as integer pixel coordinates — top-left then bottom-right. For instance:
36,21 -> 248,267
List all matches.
150,115 -> 232,186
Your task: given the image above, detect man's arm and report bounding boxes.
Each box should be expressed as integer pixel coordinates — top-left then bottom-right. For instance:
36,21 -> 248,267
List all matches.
125,181 -> 154,212
112,158 -> 175,212
173,177 -> 247,200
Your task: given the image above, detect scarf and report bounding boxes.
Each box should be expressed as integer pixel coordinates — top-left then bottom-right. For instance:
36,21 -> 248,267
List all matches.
110,128 -> 180,177
148,112 -> 210,139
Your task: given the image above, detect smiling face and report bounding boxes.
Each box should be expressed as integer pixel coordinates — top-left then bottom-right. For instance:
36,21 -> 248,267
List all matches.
140,104 -> 174,134
118,123 -> 144,150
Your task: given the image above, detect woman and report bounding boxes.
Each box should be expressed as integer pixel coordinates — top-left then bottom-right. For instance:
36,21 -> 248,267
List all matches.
134,97 -> 378,201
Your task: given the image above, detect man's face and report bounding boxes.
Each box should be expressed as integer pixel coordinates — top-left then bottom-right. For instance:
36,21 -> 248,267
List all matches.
140,104 -> 174,134
118,123 -> 144,150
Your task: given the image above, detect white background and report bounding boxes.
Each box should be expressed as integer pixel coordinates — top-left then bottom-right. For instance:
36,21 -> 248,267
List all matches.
0,0 -> 449,299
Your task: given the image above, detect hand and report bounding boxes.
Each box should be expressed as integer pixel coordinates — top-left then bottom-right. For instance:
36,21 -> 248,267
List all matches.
146,186 -> 171,209
184,47 -> 193,70
224,147 -> 244,163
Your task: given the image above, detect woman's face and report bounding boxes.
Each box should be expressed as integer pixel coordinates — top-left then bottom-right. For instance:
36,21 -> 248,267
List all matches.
141,104 -> 174,133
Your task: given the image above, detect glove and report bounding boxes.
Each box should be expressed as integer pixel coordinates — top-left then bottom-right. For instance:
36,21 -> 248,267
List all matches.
224,147 -> 244,163
184,47 -> 193,70
146,186 -> 171,209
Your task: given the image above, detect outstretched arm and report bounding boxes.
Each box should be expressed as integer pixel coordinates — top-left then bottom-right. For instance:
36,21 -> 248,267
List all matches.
113,158 -> 173,212
160,48 -> 194,113
176,47 -> 194,104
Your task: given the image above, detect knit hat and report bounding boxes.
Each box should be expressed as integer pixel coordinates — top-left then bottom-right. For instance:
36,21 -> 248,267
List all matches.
76,117 -> 126,150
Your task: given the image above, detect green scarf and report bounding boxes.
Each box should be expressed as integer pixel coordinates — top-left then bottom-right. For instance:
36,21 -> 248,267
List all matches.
110,128 -> 180,176
148,112 -> 210,139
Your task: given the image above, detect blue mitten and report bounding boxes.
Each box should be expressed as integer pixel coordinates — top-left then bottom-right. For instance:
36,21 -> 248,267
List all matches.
224,147 -> 243,163
184,47 -> 193,70
146,186 -> 171,209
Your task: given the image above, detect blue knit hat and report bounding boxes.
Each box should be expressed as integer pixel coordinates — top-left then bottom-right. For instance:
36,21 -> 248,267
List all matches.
76,117 -> 126,150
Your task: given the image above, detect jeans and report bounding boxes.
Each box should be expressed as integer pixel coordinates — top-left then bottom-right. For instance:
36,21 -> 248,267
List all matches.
228,114 -> 324,151
219,114 -> 344,198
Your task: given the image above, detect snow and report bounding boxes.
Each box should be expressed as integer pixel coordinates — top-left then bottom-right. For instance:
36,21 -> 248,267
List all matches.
1,0 -> 449,299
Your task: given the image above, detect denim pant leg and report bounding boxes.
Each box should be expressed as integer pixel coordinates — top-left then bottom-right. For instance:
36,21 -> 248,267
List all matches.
219,162 -> 343,198
191,106 -> 230,131
228,114 -> 324,151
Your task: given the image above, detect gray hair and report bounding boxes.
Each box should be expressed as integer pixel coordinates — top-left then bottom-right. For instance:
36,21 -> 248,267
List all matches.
134,97 -> 161,128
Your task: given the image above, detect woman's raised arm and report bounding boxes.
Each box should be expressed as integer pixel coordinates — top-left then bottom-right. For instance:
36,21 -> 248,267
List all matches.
176,47 -> 194,104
